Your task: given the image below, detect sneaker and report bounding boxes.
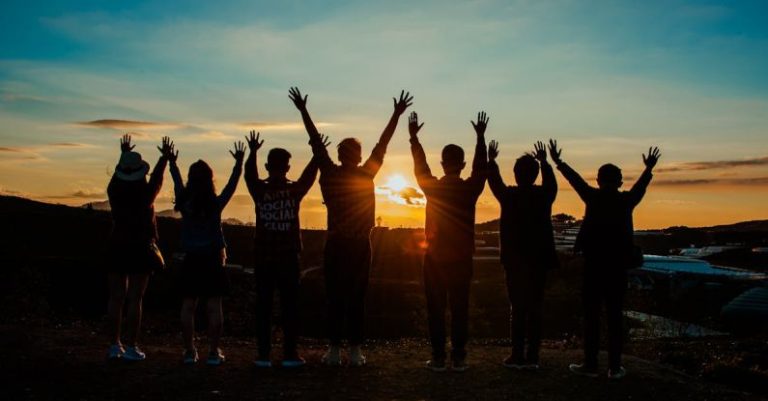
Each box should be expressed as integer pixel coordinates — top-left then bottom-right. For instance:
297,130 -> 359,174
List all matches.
322,346 -> 342,366
122,346 -> 146,361
206,349 -> 226,366
608,366 -> 627,380
502,354 -> 526,369
182,348 -> 199,365
349,346 -> 367,367
107,344 -> 125,360
524,363 -> 540,371
253,359 -> 273,368
282,357 -> 306,368
451,359 -> 469,372
569,363 -> 599,378
426,359 -> 447,372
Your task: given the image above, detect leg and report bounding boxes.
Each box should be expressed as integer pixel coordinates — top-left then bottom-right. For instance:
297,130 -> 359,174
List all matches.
347,239 -> 371,346
279,256 -> 301,358
424,255 -> 448,360
448,259 -> 472,362
506,268 -> 526,363
323,240 -> 344,346
181,298 -> 198,351
606,272 -> 627,371
107,273 -> 128,346
526,271 -> 546,364
124,273 -> 150,346
582,270 -> 601,369
255,265 -> 276,359
207,297 -> 224,353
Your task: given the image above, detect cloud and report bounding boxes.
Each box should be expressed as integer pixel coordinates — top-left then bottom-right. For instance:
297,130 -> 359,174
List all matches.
237,122 -> 334,131
657,156 -> 768,173
181,131 -> 236,143
0,146 -> 26,153
77,119 -> 183,130
44,189 -> 106,200
376,185 -> 426,206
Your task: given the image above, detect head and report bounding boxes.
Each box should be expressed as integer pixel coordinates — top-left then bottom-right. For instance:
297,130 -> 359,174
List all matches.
115,151 -> 149,182
337,138 -> 362,167
514,154 -> 539,186
441,144 -> 466,176
175,159 -> 217,215
266,148 -> 291,178
597,163 -> 623,190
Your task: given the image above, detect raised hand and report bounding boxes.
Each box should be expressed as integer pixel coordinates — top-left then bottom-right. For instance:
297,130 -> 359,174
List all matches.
643,146 -> 661,170
318,133 -> 332,148
548,139 -> 562,164
245,130 -> 264,151
120,134 -> 135,152
488,140 -> 499,162
288,87 -> 308,111
471,111 -> 489,137
408,111 -> 424,138
393,90 -> 414,115
230,141 -> 246,162
157,136 -> 174,157
533,141 -> 547,162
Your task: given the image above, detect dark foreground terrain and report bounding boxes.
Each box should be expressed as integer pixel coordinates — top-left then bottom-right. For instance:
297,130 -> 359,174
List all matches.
2,321 -> 765,401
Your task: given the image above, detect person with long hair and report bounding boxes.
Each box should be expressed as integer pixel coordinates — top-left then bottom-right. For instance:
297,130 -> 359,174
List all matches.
169,141 -> 245,366
106,135 -> 173,361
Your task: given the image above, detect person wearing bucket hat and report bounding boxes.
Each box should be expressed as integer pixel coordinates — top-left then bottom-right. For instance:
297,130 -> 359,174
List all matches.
106,134 -> 174,362
170,140 -> 245,366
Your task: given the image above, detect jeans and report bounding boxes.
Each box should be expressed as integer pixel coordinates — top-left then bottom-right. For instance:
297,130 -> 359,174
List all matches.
324,235 -> 371,346
423,253 -> 473,361
582,263 -> 627,370
255,254 -> 300,359
505,266 -> 546,364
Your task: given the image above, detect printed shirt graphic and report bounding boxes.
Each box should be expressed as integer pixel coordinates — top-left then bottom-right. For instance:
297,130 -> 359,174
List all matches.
245,156 -> 318,256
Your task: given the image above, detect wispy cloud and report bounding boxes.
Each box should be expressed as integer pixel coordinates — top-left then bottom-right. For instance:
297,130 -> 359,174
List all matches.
654,176 -> 768,186
376,185 -> 426,206
237,121 -> 334,131
657,156 -> 768,173
77,119 -> 183,130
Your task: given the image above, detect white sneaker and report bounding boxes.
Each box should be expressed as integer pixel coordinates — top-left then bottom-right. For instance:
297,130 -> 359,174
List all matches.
608,366 -> 627,380
253,359 -> 273,368
349,346 -> 367,367
122,346 -> 146,361
569,363 -> 599,378
206,349 -> 226,366
322,346 -> 342,366
107,344 -> 125,360
183,348 -> 199,365
426,359 -> 447,372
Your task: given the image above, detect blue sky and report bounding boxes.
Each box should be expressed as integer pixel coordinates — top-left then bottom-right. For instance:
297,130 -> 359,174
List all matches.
1,0 -> 767,227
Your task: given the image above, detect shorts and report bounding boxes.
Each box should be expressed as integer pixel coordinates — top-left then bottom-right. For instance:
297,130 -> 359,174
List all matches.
179,248 -> 230,298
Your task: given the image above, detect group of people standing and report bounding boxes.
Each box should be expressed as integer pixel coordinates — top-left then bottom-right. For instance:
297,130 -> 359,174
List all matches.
105,87 -> 661,380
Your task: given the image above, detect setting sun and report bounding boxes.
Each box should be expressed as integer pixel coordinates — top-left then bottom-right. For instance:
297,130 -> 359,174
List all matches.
385,174 -> 409,192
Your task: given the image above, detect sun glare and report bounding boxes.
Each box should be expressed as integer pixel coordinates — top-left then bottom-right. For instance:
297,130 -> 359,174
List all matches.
386,174 -> 408,192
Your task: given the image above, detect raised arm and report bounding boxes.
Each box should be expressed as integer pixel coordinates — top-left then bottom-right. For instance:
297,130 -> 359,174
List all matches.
289,87 -> 321,143
468,111 -> 489,194
243,130 -> 265,199
218,141 -> 245,209
629,146 -> 660,207
362,90 -> 414,176
549,139 -> 592,201
407,111 -> 437,191
168,147 -> 184,203
534,140 -> 557,203
148,136 -> 173,203
486,140 -> 507,201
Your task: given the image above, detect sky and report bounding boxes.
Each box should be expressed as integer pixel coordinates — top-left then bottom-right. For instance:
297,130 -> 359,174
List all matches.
1,0 -> 767,229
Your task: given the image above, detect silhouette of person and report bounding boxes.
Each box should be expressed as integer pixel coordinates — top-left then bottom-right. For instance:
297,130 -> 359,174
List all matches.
409,111 -> 488,372
550,140 -> 661,380
289,87 -> 413,366
243,130 -> 330,368
487,140 -> 558,370
169,141 -> 245,366
105,134 -> 172,361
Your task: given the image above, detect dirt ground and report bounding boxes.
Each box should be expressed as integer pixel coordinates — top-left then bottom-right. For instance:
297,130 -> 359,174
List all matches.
2,321 -> 765,401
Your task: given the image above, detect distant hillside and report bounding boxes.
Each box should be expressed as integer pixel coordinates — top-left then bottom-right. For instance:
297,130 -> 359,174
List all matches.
702,220 -> 768,233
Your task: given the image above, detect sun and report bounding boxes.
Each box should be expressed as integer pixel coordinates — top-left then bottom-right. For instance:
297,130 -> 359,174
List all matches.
385,174 -> 408,192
